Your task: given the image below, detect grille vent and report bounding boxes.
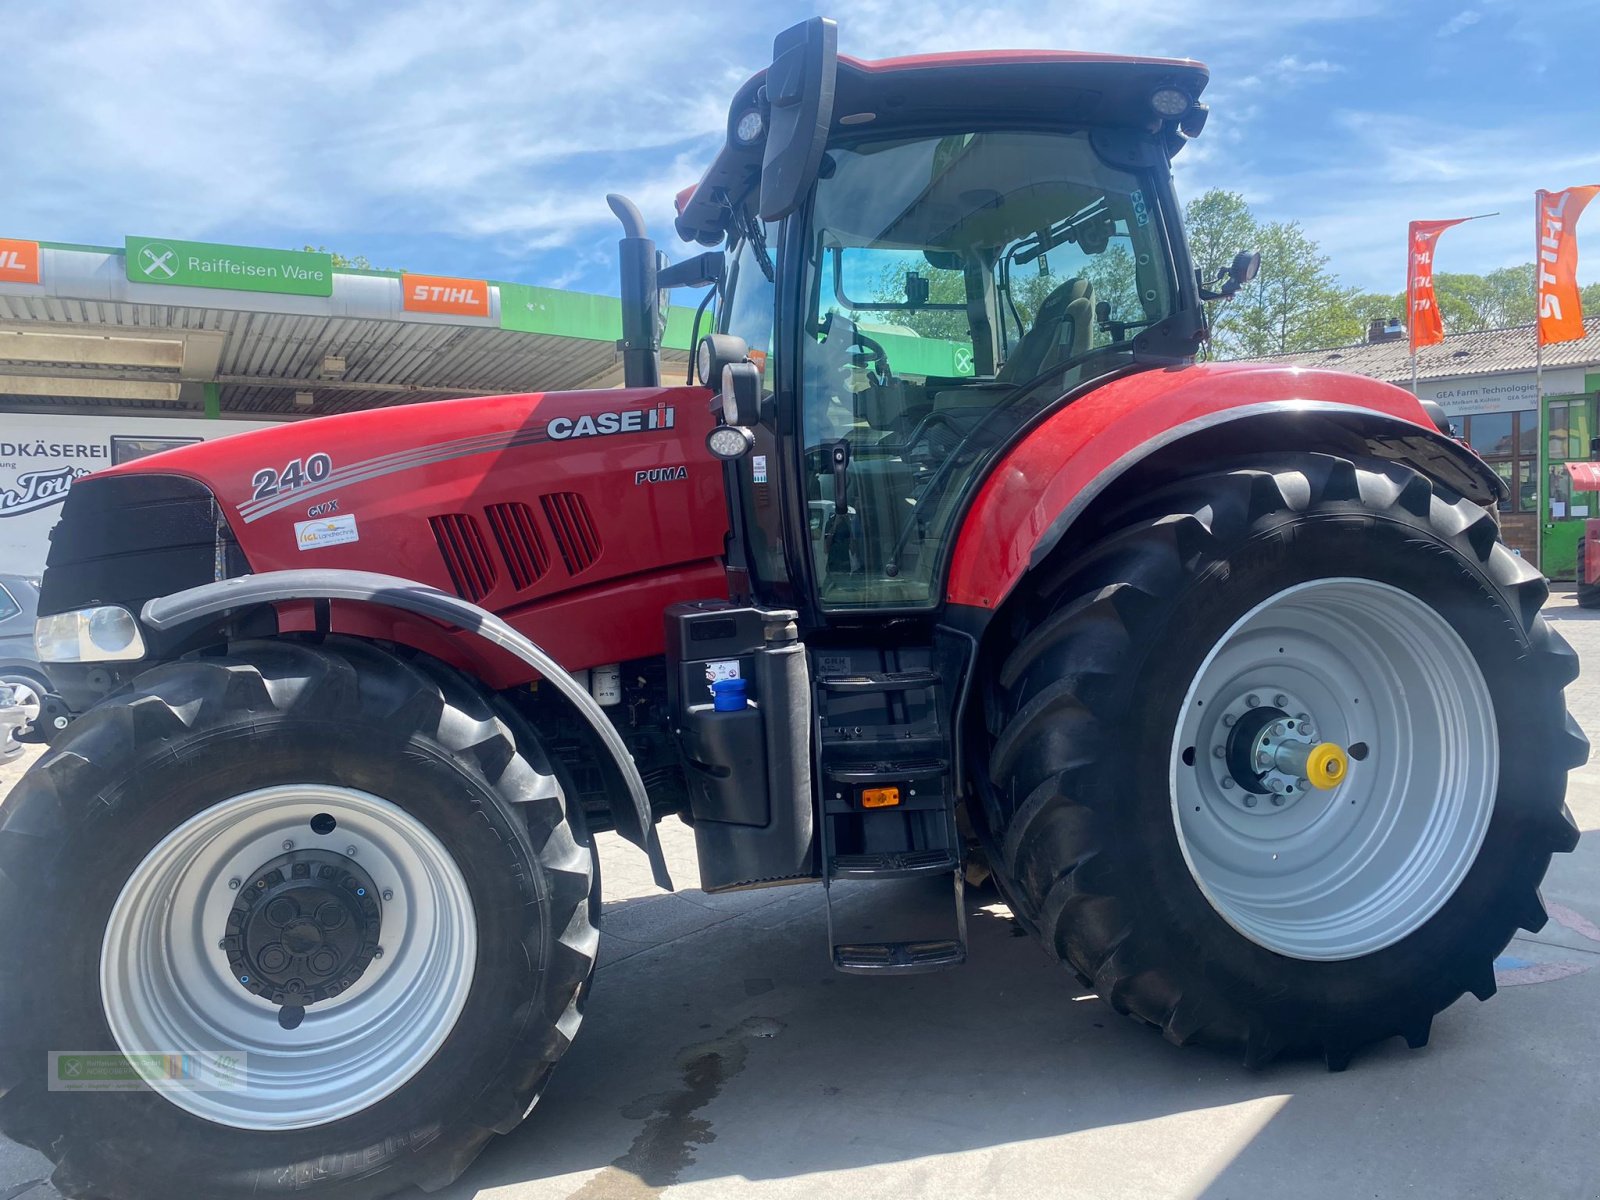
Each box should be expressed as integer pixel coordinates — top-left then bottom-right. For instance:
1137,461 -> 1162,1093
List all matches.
429,513 -> 497,602
539,492 -> 602,574
484,502 -> 551,590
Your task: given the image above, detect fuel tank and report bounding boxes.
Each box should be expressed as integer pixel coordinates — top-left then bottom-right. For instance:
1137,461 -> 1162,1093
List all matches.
79,386 -> 729,675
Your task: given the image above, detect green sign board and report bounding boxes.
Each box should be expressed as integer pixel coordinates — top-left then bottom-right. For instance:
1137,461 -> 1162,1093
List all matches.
125,237 -> 334,297
498,281 -> 698,350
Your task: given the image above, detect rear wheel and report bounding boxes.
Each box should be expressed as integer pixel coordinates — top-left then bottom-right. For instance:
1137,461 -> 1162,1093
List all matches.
985,454 -> 1585,1067
0,638 -> 597,1198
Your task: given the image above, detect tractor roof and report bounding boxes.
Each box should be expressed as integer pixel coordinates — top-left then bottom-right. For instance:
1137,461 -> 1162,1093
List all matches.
675,49 -> 1209,245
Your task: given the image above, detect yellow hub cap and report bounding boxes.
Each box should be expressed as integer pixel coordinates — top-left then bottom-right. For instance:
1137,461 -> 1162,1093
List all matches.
1305,742 -> 1349,790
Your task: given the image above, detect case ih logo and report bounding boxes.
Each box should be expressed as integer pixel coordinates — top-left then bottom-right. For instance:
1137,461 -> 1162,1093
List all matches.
547,402 -> 675,440
401,273 -> 490,317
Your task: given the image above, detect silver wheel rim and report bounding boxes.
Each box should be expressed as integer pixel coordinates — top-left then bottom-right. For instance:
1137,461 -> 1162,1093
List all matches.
101,785 -> 477,1129
1171,578 -> 1498,961
2,678 -> 40,725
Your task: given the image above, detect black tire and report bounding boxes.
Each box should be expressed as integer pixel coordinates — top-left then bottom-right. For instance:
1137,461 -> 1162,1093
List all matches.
984,454 -> 1585,1069
0,637 -> 598,1199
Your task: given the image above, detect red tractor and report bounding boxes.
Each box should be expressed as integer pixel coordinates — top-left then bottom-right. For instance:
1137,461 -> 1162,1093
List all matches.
1,20 -> 1584,1200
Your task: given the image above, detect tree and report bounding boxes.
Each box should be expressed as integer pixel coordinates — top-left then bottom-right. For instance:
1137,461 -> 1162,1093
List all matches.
1183,191 -> 1366,357
300,245 -> 390,271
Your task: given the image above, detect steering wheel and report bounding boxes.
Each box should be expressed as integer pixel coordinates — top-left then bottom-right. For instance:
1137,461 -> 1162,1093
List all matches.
819,312 -> 892,381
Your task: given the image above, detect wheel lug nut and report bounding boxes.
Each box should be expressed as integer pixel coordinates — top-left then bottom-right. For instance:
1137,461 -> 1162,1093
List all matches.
1274,694 -> 1288,708
282,839 -> 295,851
228,877 -> 241,890
1246,694 -> 1260,708
1212,746 -> 1225,758
1244,795 -> 1257,807
374,946 -> 385,959
1221,778 -> 1235,790
345,846 -> 358,857
382,889 -> 394,902
1271,794 -> 1286,806
1223,714 -> 1237,727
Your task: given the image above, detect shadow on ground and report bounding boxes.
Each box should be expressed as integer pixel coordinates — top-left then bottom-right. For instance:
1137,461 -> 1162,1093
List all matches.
433,827 -> 1600,1200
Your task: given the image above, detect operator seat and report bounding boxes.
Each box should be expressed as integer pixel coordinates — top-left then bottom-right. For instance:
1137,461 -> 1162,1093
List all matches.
930,276 -> 1094,411
997,276 -> 1094,383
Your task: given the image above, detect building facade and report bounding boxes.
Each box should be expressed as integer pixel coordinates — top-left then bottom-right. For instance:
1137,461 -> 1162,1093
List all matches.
1263,318 -> 1600,575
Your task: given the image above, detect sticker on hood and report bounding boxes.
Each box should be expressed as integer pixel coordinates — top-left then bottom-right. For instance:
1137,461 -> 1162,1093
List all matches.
295,513 -> 359,551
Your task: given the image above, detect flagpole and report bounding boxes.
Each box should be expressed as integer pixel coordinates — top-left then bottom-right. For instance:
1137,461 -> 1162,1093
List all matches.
1535,190 -> 1546,575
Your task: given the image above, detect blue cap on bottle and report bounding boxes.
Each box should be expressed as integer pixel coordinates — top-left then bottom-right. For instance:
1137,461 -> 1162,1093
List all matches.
711,677 -> 748,712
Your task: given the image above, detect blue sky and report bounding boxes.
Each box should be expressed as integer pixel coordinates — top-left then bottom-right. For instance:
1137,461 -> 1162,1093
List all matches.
5,0 -> 1599,300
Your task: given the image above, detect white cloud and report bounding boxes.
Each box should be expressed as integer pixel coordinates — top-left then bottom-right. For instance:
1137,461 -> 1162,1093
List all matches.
1439,9 -> 1482,37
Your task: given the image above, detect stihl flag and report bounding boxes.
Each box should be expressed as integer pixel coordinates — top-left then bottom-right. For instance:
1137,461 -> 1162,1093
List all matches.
1536,186 -> 1599,346
1407,219 -> 1469,353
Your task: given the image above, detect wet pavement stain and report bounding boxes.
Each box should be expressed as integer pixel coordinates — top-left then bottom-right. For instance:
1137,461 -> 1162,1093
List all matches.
567,1016 -> 784,1200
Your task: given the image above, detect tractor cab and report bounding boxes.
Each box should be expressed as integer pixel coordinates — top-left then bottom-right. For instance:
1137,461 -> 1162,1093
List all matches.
643,24 -> 1216,969
673,23 -> 1210,619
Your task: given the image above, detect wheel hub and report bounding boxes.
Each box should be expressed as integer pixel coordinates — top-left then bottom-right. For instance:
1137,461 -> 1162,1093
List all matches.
1210,687 -> 1331,810
224,849 -> 382,1008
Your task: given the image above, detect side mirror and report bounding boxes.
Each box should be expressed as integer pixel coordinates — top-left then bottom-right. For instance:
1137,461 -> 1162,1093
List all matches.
1198,249 -> 1261,301
759,18 -> 838,222
1228,250 -> 1261,290
720,361 -> 763,427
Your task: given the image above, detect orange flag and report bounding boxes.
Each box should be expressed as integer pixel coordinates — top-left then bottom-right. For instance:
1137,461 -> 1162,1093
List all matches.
1407,219 -> 1469,353
1536,186 -> 1599,346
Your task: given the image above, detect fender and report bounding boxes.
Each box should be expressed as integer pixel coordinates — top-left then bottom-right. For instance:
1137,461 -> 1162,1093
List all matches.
139,568 -> 673,891
946,363 -> 1501,610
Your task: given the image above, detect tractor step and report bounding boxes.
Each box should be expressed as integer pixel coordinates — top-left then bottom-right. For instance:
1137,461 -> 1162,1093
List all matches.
817,669 -> 941,694
811,640 -> 970,975
830,849 -> 958,879
826,869 -> 968,975
833,938 -> 967,972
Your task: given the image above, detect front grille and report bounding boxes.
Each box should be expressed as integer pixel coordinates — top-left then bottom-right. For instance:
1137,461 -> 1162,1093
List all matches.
429,513 -> 497,602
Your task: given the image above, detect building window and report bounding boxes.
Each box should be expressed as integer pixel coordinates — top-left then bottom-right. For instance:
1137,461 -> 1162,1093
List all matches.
1463,411 -> 1535,514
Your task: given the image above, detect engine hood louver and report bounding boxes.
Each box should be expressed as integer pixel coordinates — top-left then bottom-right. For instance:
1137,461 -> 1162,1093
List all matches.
429,513 -> 497,602
540,492 -> 602,574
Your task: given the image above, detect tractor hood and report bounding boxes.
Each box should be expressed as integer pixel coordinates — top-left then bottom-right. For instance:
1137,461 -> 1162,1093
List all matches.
41,386 -> 730,672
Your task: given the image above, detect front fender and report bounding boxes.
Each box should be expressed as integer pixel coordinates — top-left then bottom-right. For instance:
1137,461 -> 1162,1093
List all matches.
140,568 -> 673,890
946,363 -> 1497,610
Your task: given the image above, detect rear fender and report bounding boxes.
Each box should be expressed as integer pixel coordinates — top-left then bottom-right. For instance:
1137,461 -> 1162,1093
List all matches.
139,568 -> 673,890
946,363 -> 1501,611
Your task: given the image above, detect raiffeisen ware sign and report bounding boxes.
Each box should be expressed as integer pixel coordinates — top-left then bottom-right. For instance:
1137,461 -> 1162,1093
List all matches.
124,237 -> 334,297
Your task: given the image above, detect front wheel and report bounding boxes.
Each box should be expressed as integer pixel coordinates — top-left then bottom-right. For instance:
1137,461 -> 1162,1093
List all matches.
985,454 -> 1585,1068
0,638 -> 597,1199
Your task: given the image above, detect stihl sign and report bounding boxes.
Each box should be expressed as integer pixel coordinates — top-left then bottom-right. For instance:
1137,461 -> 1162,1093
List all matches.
402,273 -> 490,317
0,239 -> 41,285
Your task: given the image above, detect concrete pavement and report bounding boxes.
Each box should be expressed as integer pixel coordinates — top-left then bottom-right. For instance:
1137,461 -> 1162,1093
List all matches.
4,594 -> 1600,1199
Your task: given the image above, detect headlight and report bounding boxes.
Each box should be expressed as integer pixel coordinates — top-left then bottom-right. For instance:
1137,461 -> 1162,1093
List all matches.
706,425 -> 756,461
1151,86 -> 1191,118
734,109 -> 765,145
35,606 -> 147,663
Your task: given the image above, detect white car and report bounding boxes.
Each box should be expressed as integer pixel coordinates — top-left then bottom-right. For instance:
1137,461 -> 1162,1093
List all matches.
0,681 -> 27,761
